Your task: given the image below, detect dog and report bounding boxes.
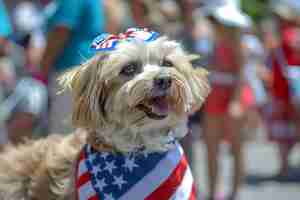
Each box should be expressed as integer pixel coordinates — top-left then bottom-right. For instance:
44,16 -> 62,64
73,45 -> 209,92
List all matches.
0,28 -> 210,200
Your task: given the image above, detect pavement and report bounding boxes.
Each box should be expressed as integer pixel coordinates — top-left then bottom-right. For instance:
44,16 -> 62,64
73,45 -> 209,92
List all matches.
183,123 -> 300,200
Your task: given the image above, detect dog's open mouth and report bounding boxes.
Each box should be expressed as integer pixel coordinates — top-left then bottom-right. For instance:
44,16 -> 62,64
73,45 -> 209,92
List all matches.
137,95 -> 170,120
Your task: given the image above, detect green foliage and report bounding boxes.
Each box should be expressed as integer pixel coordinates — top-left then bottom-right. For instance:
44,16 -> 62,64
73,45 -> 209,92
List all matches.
241,0 -> 271,22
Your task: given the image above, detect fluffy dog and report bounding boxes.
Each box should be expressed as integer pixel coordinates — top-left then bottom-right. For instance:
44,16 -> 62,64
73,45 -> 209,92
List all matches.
0,29 -> 210,200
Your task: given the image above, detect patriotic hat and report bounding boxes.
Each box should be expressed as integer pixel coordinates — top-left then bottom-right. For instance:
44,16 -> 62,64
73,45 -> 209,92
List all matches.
91,28 -> 160,51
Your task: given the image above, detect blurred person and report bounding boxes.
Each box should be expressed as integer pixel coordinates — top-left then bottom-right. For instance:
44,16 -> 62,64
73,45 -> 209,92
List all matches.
201,0 -> 252,199
0,0 -> 13,145
263,0 -> 300,179
34,0 -> 106,134
0,1 -> 48,145
13,1 -> 46,73
240,31 -> 268,141
242,32 -> 268,108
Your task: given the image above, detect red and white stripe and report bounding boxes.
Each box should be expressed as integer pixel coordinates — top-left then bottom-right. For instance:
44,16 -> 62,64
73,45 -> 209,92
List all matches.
119,144 -> 195,200
76,150 -> 100,200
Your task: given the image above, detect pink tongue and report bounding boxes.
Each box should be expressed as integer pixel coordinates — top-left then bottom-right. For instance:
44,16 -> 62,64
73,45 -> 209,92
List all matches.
153,97 -> 169,114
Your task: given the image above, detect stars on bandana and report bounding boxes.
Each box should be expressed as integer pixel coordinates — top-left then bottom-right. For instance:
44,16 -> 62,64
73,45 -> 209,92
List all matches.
95,177 -> 107,192
92,164 -> 103,178
112,175 -> 127,190
103,160 -> 117,174
123,157 -> 139,172
79,144 -> 179,200
101,152 -> 110,160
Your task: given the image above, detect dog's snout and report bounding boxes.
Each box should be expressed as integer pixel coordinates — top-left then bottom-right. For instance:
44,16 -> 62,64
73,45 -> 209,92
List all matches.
154,76 -> 172,90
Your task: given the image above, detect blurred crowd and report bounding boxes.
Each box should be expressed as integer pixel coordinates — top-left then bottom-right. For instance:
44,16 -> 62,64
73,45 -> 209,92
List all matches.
0,0 -> 300,200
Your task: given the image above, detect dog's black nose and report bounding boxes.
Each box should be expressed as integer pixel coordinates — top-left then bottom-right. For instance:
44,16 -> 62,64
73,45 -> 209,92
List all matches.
154,76 -> 172,90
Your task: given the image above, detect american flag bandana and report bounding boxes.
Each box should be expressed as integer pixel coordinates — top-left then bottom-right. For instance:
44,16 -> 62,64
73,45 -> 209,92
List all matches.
75,142 -> 196,200
90,28 -> 160,51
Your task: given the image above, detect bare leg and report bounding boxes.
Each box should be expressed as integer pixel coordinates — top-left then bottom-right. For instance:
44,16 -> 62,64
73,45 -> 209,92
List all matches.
278,143 -> 293,176
202,114 -> 224,199
227,114 -> 244,200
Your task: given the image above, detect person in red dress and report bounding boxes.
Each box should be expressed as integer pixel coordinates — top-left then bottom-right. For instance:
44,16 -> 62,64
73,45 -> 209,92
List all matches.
201,0 -> 252,199
265,0 -> 300,178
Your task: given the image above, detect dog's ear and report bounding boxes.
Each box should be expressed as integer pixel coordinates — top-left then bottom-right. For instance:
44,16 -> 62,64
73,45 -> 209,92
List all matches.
186,66 -> 211,112
59,54 -> 108,129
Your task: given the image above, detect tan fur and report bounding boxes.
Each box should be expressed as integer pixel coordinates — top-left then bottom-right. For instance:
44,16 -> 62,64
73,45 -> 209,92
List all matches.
0,131 -> 86,200
0,35 -> 210,200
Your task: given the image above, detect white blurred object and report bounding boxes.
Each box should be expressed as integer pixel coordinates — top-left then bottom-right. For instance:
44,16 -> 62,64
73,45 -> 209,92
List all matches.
271,0 -> 300,20
198,0 -> 252,28
13,1 -> 44,34
0,78 -> 47,122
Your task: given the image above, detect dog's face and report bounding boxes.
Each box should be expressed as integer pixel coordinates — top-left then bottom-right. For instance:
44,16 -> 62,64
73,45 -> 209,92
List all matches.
60,36 -> 210,152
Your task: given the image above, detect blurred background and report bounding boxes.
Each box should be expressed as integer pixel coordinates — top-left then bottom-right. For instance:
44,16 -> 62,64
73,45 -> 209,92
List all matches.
0,0 -> 299,199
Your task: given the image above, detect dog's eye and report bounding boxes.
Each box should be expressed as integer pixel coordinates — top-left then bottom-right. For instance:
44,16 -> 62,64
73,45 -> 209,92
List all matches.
162,59 -> 173,67
120,62 -> 139,76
